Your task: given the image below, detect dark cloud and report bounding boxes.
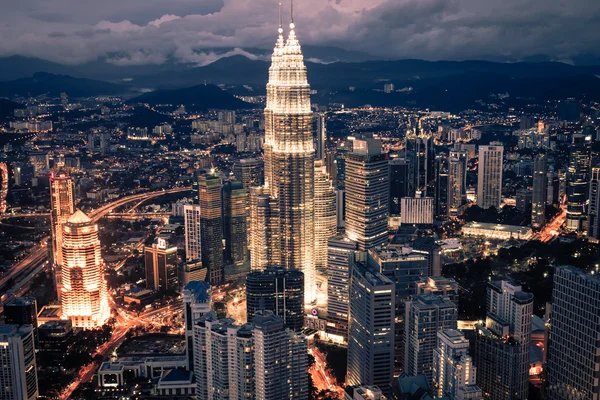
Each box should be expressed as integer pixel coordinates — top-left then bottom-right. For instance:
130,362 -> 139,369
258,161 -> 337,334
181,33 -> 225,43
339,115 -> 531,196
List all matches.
1,0 -> 599,65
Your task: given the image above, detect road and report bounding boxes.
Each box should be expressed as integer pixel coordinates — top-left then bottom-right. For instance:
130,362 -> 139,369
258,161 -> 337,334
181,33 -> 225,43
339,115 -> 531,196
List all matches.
534,203 -> 567,242
308,347 -> 344,399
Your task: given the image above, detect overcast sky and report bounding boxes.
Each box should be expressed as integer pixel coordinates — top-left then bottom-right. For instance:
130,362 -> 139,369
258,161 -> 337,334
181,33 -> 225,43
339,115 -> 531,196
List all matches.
1,0 -> 599,65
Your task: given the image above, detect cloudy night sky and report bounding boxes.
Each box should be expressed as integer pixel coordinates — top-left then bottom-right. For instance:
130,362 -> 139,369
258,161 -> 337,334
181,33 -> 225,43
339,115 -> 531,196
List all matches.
1,0 -> 599,66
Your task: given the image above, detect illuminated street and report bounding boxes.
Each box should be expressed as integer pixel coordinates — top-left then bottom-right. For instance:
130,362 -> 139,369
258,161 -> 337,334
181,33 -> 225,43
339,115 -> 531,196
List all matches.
308,347 -> 344,399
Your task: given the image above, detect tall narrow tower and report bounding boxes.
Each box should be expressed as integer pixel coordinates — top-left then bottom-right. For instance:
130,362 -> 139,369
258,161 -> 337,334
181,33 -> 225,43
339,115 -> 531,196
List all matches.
251,6 -> 316,303
60,210 -> 110,329
50,171 -> 75,302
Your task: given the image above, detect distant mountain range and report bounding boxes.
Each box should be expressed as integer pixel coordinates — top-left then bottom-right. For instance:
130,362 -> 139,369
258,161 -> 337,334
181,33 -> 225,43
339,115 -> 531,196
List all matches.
0,72 -> 127,98
127,84 -> 252,111
1,54 -> 600,113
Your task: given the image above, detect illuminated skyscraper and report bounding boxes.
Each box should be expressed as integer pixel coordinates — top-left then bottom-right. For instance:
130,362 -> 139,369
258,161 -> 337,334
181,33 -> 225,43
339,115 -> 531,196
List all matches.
588,168 -> 600,240
406,129 -> 435,197
315,112 -> 327,161
183,204 -> 201,262
448,150 -> 468,217
345,138 -> 389,250
0,162 -> 8,213
50,171 -> 75,302
566,134 -> 591,232
314,161 -> 337,270
144,238 -> 178,291
223,180 -> 248,266
60,210 -> 110,329
531,154 -> 548,228
477,143 -> 503,209
0,324 -> 38,400
233,158 -> 264,190
250,10 -> 316,303
198,174 -> 224,286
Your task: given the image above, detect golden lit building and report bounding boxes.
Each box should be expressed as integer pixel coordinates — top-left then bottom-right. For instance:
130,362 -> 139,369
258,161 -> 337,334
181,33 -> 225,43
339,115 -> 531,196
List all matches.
249,11 -> 316,303
0,162 -> 8,213
314,161 -> 336,270
60,210 -> 110,329
50,171 -> 75,302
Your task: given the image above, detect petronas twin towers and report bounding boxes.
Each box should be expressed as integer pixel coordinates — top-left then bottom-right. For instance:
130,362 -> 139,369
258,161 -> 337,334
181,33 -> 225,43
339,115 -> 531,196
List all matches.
250,5 -> 317,303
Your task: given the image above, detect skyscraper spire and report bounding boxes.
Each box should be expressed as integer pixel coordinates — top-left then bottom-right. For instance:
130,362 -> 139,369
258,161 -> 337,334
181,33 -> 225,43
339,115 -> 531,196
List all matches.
290,0 -> 294,24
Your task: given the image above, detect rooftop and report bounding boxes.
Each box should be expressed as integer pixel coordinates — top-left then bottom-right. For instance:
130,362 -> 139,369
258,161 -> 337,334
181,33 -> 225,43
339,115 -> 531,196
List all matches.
5,297 -> 36,307
67,209 -> 91,224
183,281 -> 211,303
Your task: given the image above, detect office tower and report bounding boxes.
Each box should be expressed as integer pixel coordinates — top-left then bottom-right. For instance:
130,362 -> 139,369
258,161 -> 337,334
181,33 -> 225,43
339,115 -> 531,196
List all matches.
184,204 -> 201,262
37,320 -> 73,367
433,330 -> 481,399
60,210 -> 110,329
344,385 -> 385,400
0,162 -> 7,213
198,174 -> 224,286
326,235 -> 357,343
566,134 -> 591,232
405,295 -> 458,384
546,266 -> 600,399
246,267 -> 304,332
400,194 -> 434,225
588,168 -> 600,240
327,148 -> 349,189
248,186 -> 280,271
223,181 -> 248,265
477,143 -> 503,209
315,112 -> 327,161
0,324 -> 38,400
448,150 -> 468,217
347,252 -> 395,395
3,297 -> 38,343
531,154 -> 548,228
183,281 -> 212,370
389,158 -> 411,215
371,247 -> 429,373
435,154 -> 449,219
144,237 -> 178,291
474,280 -> 533,400
336,188 -> 346,228
193,313 -> 255,400
515,188 -> 532,213
14,164 -> 35,187
253,310 -> 309,400
411,237 -> 442,277
405,130 -> 435,197
345,138 -> 389,250
50,171 -> 75,301
250,18 -> 316,303
415,276 -> 459,305
314,161 -> 337,270
180,260 -> 207,286
233,158 -> 264,189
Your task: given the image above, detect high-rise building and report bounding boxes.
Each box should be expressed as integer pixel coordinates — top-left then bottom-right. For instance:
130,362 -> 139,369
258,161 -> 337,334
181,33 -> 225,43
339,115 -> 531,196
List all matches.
0,324 -> 38,400
477,143 -> 504,209
144,237 -> 178,291
400,194 -> 434,225
249,187 -> 279,271
37,320 -> 73,368
405,294 -> 458,385
566,134 -> 591,232
345,385 -> 386,400
433,329 -> 481,400
198,174 -> 224,286
415,276 -> 459,305
250,17 -> 317,303
588,168 -> 600,240
183,281 -> 211,371
50,171 -> 75,301
326,235 -> 357,343
389,158 -> 411,216
435,154 -> 449,220
246,267 -> 304,332
315,112 -> 327,161
347,252 -> 395,396
0,162 -> 8,213
3,297 -> 38,342
60,210 -> 110,329
546,266 -> 600,400
448,150 -> 468,217
253,310 -> 308,400
370,247 -> 429,373
223,181 -> 248,266
345,138 -> 389,250
531,154 -> 548,228
474,280 -> 532,400
233,158 -> 264,190
314,161 -> 337,270
406,130 -> 435,197
515,188 -> 532,213
184,204 -> 201,262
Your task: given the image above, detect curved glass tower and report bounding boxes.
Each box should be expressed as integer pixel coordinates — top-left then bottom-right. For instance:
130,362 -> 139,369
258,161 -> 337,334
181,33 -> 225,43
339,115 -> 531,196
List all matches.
251,9 -> 316,303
